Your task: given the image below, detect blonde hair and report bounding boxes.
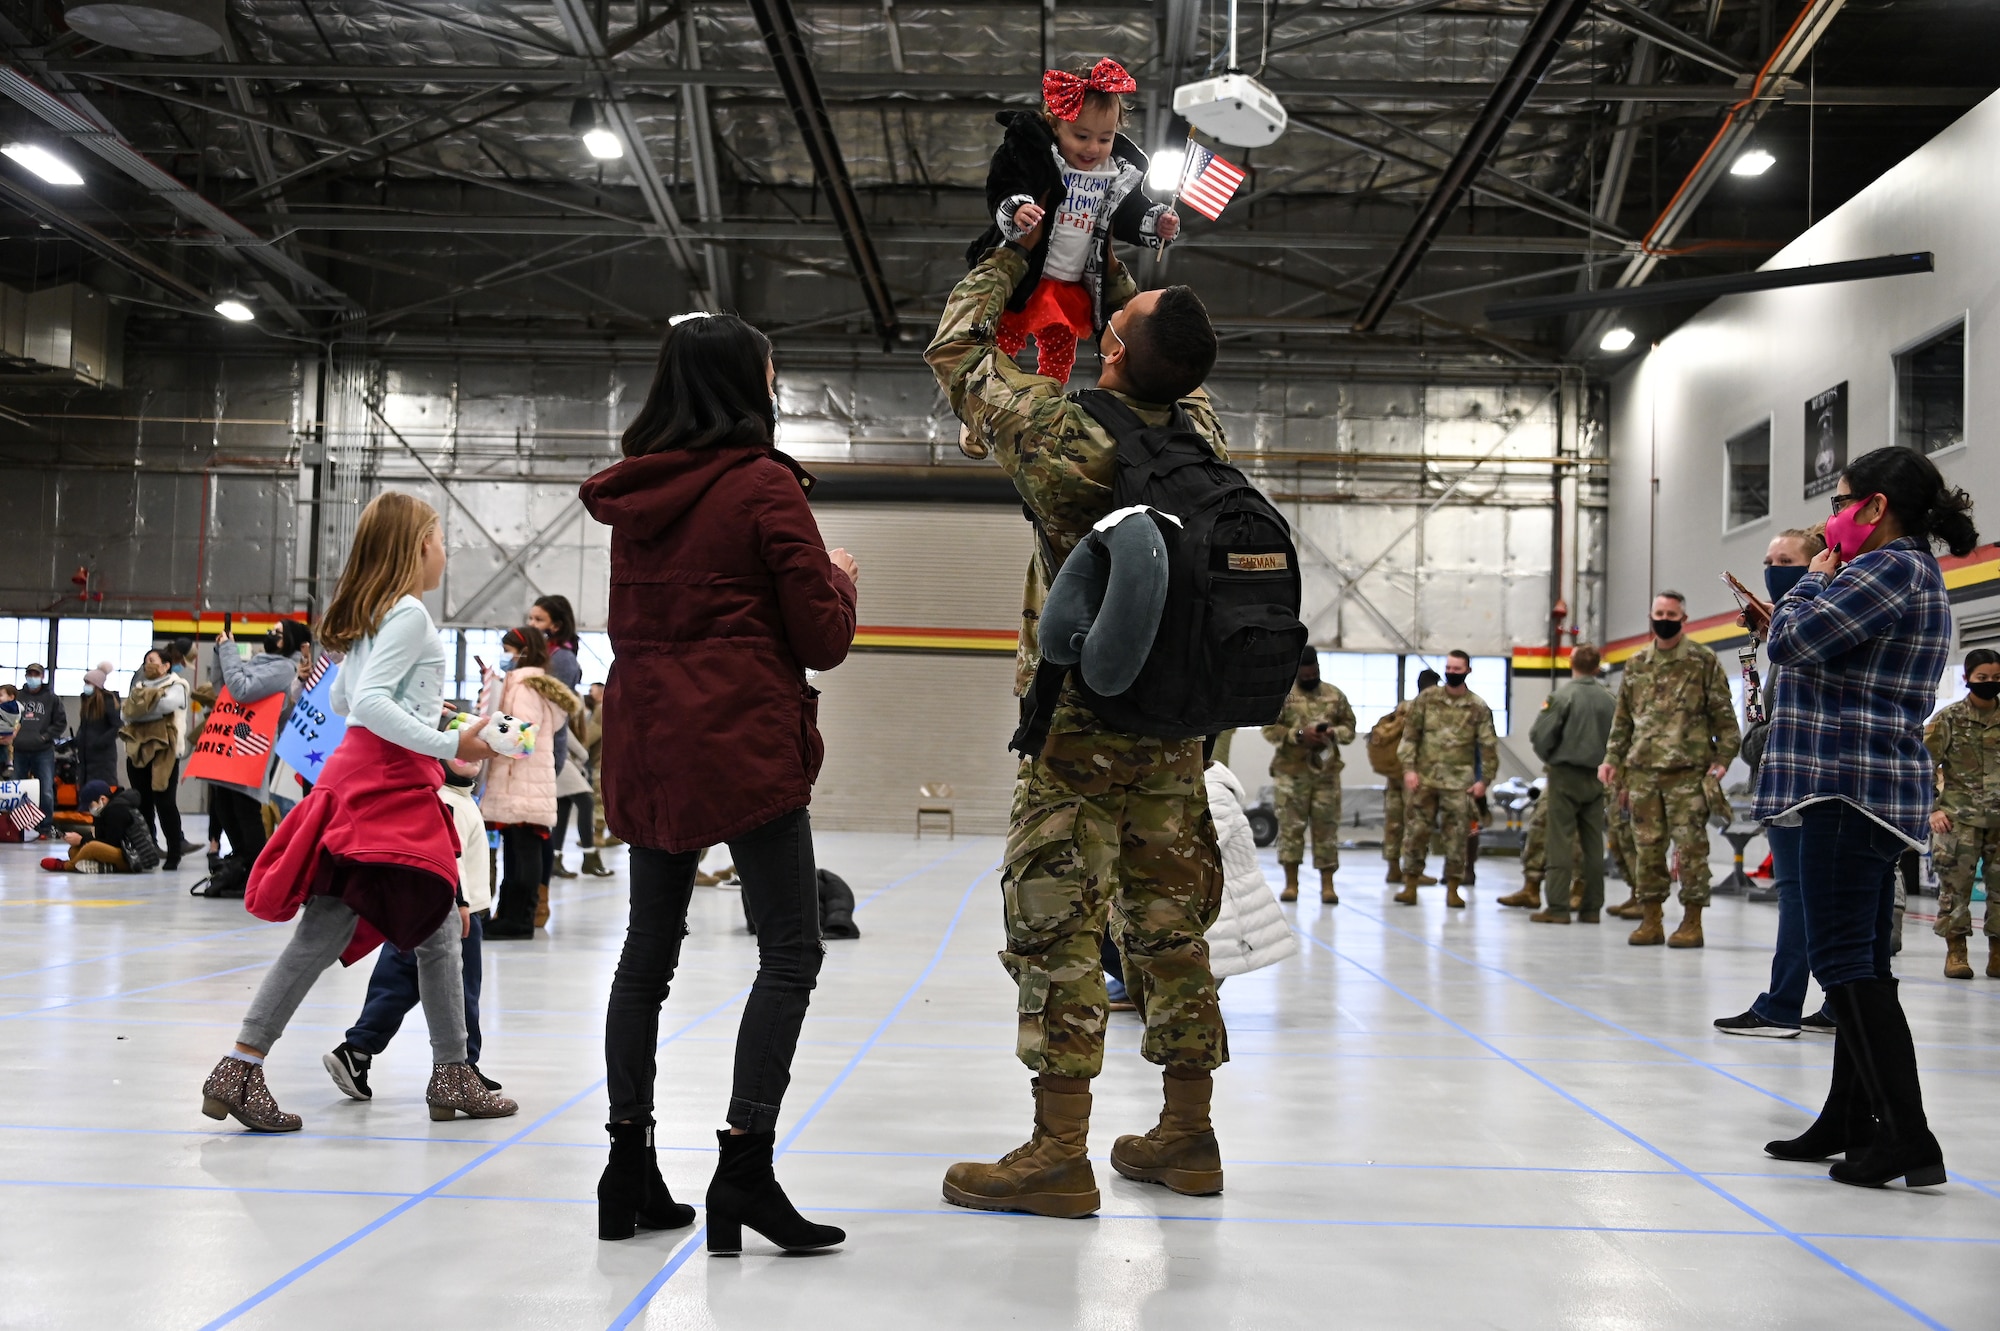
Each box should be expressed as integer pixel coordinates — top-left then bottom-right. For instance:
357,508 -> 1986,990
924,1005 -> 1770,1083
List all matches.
319,492 -> 440,652
1778,525 -> 1828,557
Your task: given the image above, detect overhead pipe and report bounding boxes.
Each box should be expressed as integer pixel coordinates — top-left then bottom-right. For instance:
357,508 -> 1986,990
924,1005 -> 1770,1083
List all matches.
746,0 -> 901,345
1350,0 -> 1594,333
1487,251 -> 1933,321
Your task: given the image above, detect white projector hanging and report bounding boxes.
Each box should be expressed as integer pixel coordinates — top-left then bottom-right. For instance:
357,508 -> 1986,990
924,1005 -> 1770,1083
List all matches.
1171,0 -> 1288,149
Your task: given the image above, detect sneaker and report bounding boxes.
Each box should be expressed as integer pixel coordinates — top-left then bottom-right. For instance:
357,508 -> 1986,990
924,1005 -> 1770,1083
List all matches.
471,1064 -> 503,1092
322,1043 -> 374,1100
38,857 -> 65,872
1713,1010 -> 1800,1039
73,858 -> 108,874
1799,1010 -> 1837,1036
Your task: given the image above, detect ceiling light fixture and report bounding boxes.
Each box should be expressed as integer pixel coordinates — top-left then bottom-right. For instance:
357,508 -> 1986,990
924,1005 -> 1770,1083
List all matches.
1147,146 -> 1186,194
571,98 -> 624,160
1730,148 -> 1776,177
1599,327 -> 1636,352
2,143 -> 85,186
214,298 -> 255,323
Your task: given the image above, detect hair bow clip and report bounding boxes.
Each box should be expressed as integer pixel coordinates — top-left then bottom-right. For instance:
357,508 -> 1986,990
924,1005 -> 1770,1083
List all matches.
1041,57 -> 1138,121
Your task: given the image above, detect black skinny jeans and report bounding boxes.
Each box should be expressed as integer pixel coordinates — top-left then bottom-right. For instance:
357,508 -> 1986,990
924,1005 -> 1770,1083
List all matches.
605,807 -> 824,1132
211,787 -> 268,864
553,792 -> 594,852
127,759 -> 184,853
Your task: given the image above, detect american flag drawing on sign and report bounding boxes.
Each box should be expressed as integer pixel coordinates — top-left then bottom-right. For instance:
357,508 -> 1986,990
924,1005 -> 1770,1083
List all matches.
8,800 -> 41,832
1176,144 -> 1245,221
301,653 -> 330,692
232,723 -> 272,759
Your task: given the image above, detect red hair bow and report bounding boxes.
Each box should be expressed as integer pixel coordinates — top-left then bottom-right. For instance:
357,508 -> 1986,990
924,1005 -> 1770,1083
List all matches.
1042,58 -> 1138,121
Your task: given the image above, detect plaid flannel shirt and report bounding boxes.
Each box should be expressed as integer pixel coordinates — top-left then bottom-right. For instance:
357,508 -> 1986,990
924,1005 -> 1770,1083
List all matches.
1752,536 -> 1950,846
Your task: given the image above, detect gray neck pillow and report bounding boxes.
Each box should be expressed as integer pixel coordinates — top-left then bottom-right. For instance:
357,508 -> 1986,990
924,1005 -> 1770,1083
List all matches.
1038,506 -> 1172,697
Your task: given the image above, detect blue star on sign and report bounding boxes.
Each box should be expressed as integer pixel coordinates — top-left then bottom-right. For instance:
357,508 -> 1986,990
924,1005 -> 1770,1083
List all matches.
305,751 -> 325,766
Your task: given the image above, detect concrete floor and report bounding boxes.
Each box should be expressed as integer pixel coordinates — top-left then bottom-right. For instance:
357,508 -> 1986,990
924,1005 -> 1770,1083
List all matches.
1,832 -> 1994,1330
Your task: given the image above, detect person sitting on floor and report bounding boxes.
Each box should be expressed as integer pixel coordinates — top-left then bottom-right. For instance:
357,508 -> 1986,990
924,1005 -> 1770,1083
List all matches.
42,780 -> 141,873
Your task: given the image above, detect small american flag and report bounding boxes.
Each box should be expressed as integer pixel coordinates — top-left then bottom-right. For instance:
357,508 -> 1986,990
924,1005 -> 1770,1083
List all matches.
1176,144 -> 1246,221
232,723 -> 272,758
8,800 -> 41,832
301,653 -> 331,692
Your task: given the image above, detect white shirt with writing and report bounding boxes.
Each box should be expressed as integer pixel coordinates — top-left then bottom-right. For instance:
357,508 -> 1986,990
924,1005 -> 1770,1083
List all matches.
1041,153 -> 1120,283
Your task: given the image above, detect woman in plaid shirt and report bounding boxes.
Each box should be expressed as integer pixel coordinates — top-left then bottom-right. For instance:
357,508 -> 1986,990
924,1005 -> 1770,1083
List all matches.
1750,446 -> 1978,1191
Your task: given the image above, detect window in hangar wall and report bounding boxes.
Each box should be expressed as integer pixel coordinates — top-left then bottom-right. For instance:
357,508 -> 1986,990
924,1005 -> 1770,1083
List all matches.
1724,420 -> 1772,530
1896,320 -> 1965,456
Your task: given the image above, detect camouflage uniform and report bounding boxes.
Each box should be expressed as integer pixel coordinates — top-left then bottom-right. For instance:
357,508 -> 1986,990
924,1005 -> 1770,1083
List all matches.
1604,639 -> 1741,907
1396,689 -> 1500,883
1375,696 -> 1422,868
1925,699 -> 2000,939
1519,792 -> 1584,885
1606,786 -> 1637,882
1263,682 -> 1356,870
928,243 -> 1227,1078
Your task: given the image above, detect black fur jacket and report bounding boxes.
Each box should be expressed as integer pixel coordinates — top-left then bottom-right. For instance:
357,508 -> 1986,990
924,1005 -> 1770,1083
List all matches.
965,110 -> 1167,330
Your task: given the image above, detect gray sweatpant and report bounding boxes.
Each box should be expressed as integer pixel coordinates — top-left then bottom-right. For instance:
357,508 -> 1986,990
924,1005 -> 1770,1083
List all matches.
238,895 -> 467,1064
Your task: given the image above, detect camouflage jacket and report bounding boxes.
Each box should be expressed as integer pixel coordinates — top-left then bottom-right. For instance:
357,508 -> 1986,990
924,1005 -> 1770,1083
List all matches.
1604,637 -> 1741,773
925,244 -> 1228,695
1396,687 -> 1500,788
1925,698 -> 2000,827
1263,682 -> 1357,777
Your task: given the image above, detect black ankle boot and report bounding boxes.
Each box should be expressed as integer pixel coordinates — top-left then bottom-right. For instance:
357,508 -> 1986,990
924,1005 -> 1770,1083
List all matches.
1765,1019 -> 1872,1162
704,1129 -> 844,1254
1825,979 -> 1947,1188
598,1119 -> 697,1240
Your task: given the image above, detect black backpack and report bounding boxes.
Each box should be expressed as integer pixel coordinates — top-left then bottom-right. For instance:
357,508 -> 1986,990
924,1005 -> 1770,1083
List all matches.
1014,390 -> 1306,750
741,868 -> 862,940
121,822 -> 163,873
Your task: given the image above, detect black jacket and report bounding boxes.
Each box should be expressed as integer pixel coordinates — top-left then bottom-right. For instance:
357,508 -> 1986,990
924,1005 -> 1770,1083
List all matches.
89,787 -> 142,854
966,111 -> 1164,330
12,686 -> 66,753
77,695 -> 122,786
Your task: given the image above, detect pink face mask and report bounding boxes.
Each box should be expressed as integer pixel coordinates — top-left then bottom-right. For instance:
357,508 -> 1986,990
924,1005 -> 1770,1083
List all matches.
1823,493 -> 1882,563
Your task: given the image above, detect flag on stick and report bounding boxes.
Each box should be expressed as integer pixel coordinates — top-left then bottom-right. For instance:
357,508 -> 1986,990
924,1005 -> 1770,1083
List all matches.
8,800 -> 41,832
1176,144 -> 1246,221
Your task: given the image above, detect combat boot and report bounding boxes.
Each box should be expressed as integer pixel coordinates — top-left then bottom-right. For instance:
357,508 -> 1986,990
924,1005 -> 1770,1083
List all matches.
1529,906 -> 1571,924
1570,888 -> 1583,911
580,850 -> 614,878
1607,892 -> 1644,920
1384,862 -> 1401,884
1280,863 -> 1299,902
1319,869 -> 1338,906
1628,902 -> 1665,946
1111,1068 -> 1224,1196
1418,872 -> 1438,885
1444,880 -> 1465,909
1496,877 -> 1541,910
1988,938 -> 2000,979
1944,936 -> 1973,980
1394,874 -> 1420,906
943,1075 -> 1099,1218
1668,904 -> 1705,949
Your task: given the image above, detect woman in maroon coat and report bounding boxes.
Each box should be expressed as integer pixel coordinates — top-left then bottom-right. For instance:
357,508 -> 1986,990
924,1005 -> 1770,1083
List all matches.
579,313 -> 859,1255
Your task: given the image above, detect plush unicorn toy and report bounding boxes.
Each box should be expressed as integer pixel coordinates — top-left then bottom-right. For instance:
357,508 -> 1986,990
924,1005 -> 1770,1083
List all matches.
452,711 -> 537,758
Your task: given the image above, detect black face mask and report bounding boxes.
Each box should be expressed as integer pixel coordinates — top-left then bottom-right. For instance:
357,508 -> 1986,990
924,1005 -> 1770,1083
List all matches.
1651,617 -> 1684,640
264,633 -> 284,656
1443,670 -> 1467,688
1299,678 -> 1320,693
1970,680 -> 2000,702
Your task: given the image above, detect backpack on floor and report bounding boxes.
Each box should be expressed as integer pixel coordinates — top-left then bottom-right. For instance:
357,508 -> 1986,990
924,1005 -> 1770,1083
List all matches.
121,824 -> 163,873
1015,390 -> 1305,751
742,868 -> 862,939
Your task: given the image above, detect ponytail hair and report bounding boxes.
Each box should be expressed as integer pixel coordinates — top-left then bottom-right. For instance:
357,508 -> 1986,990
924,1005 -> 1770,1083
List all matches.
1840,446 -> 1980,558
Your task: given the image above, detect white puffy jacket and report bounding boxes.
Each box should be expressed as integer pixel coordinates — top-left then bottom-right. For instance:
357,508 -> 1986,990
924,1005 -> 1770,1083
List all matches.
1204,764 -> 1300,978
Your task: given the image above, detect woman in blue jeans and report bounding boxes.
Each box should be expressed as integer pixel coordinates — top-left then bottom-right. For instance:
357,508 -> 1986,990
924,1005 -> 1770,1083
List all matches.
1715,528 -> 1835,1038
1750,447 -> 1977,1190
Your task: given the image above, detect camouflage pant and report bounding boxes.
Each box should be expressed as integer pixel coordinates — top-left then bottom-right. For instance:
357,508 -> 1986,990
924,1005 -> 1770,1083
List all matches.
1627,767 -> 1714,906
591,765 -> 621,847
1275,771 -> 1341,869
1607,798 -> 1637,883
1401,782 -> 1473,883
1931,821 -> 2000,938
1382,781 -> 1405,864
1000,699 -> 1227,1079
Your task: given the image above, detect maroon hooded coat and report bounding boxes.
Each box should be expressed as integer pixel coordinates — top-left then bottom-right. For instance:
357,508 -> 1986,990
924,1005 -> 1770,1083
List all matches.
579,445 -> 857,852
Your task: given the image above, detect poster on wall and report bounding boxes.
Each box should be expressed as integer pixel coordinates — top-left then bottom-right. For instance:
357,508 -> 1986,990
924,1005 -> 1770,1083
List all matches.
1803,381 -> 1848,499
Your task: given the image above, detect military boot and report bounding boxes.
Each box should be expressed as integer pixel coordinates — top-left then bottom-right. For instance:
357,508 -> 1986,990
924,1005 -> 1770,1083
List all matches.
1394,874 -> 1420,906
943,1075 -> 1099,1218
1628,902 -> 1665,946
1607,892 -> 1644,920
1111,1068 -> 1225,1196
1988,938 -> 2000,979
1444,880 -> 1466,909
1668,904 -> 1705,949
1280,863 -> 1299,902
1570,888 -> 1583,911
1529,905 -> 1571,924
1384,862 -> 1401,885
1319,869 -> 1339,906
1944,936 -> 1974,980
1496,877 -> 1541,910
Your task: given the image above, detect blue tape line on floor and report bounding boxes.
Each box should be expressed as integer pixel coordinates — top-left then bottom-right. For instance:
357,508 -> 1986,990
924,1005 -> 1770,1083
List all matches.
1293,924 -> 1954,1331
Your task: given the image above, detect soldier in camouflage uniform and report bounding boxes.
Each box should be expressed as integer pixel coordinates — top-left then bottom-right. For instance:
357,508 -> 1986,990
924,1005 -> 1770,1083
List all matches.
1374,670 -> 1440,884
1601,591 -> 1741,949
1926,649 -> 2000,979
1500,783 -> 1580,908
1395,650 -> 1500,909
927,231 -> 1229,1218
1264,650 -> 1356,905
